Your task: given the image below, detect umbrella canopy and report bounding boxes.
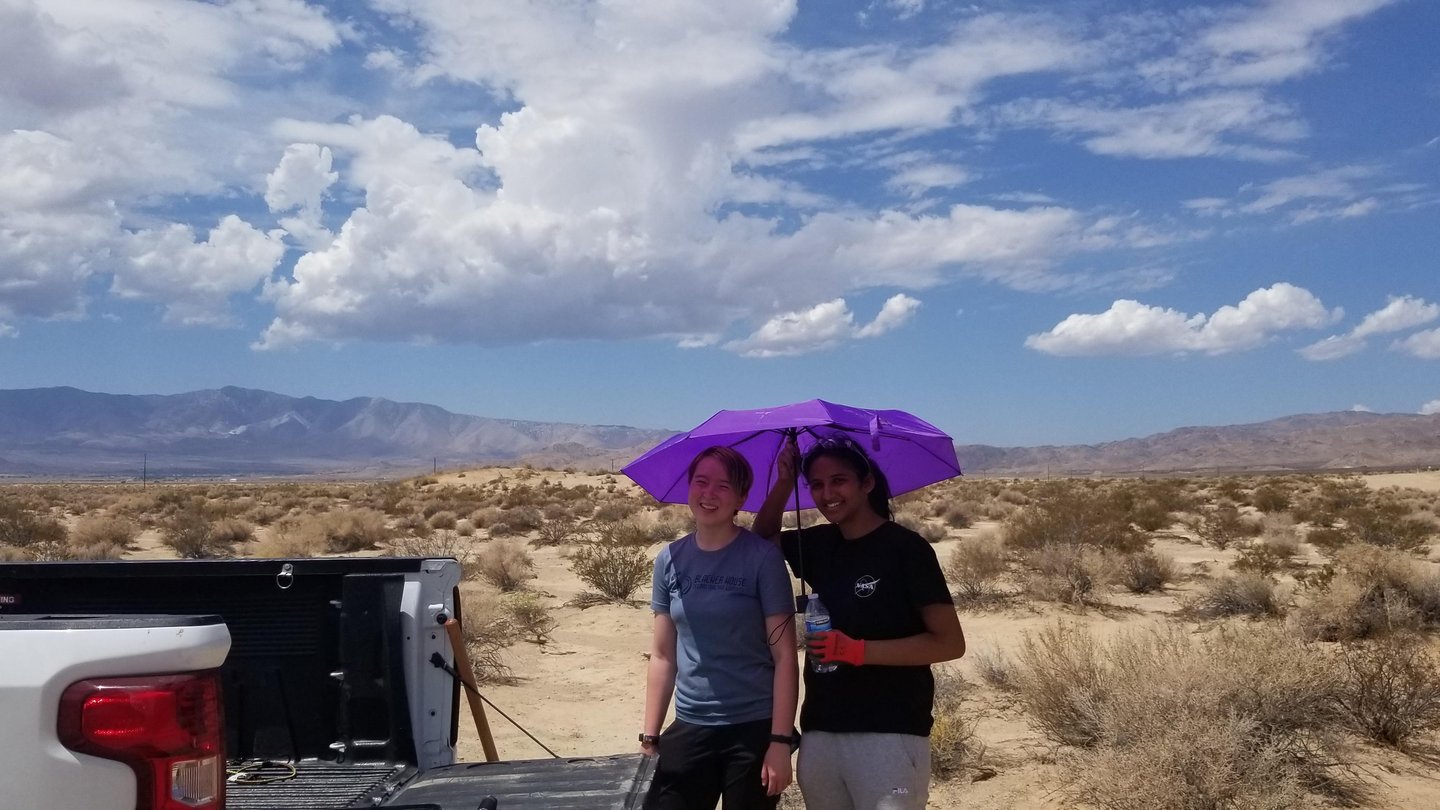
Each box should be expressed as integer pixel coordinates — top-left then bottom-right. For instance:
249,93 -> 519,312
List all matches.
622,399 -> 962,513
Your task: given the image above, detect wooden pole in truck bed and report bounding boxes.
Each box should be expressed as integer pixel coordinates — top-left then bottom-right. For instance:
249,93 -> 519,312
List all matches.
444,618 -> 501,762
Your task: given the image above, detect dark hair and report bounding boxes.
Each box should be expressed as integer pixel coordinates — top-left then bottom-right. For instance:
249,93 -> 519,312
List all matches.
686,445 -> 754,499
800,435 -> 893,521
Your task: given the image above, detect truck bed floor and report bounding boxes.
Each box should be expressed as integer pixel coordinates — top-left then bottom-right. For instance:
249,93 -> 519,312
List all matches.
226,761 -> 414,810
383,754 -> 654,810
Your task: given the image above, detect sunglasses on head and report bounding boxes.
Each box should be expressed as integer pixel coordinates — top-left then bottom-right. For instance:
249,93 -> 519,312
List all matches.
803,434 -> 873,476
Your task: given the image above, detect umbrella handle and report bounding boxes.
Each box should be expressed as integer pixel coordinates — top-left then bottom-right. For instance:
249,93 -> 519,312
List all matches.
791,453 -> 808,613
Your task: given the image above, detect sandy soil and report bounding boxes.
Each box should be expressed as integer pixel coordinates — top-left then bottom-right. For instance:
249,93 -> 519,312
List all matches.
1362,471 -> 1440,493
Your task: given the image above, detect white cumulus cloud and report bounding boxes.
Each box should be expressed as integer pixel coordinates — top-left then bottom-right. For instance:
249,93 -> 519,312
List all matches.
726,294 -> 921,358
1393,328 -> 1440,360
115,216 -> 286,326
1026,283 -> 1340,356
1302,295 -> 1440,360
1420,400 -> 1440,416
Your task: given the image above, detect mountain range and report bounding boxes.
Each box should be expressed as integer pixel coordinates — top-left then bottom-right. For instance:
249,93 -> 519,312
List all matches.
0,386 -> 1436,479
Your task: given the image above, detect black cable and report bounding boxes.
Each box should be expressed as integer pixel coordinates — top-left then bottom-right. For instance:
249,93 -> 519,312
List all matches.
429,653 -> 561,759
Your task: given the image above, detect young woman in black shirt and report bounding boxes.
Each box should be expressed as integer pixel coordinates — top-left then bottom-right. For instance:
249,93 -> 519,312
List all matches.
753,436 -> 966,810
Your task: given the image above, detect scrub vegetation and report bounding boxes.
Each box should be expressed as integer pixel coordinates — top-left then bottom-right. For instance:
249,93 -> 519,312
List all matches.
4,468 -> 1440,807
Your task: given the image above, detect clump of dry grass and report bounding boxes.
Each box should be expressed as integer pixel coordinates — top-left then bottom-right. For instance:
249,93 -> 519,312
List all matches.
930,668 -> 987,781
970,647 -> 1019,692
1016,622 -> 1357,809
1182,573 -> 1284,619
504,592 -> 557,644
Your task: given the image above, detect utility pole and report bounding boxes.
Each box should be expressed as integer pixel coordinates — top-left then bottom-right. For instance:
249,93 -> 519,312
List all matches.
143,453 -> 148,488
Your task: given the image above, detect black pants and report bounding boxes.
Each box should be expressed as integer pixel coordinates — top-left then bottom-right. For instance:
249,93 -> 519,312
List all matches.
643,718 -> 781,810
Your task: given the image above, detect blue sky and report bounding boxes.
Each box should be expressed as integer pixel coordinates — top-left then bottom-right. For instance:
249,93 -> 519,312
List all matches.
1,0 -> 1437,447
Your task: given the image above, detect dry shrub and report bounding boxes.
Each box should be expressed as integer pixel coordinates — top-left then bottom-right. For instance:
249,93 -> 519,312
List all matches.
459,591 -> 516,685
69,515 -> 138,554
162,510 -> 233,559
390,531 -> 477,576
1192,502 -> 1263,550
594,499 -> 642,523
1014,621 -> 1110,747
1004,482 -> 1146,554
314,508 -> 392,552
1333,635 -> 1440,748
251,522 -> 326,558
0,498 -> 67,550
930,669 -> 986,780
569,539 -> 651,604
946,532 -> 1008,606
427,510 -> 458,530
970,648 -> 1018,692
1233,539 -> 1296,578
533,516 -> 580,547
1019,623 -> 1354,809
1117,549 -> 1177,594
1022,545 -> 1116,607
476,539 -> 536,592
504,592 -> 557,644
1292,544 -> 1440,641
455,519 -> 476,537
209,518 -> 255,546
1183,574 -> 1283,619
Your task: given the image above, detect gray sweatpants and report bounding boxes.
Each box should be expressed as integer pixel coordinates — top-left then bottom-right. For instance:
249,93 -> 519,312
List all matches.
796,731 -> 930,810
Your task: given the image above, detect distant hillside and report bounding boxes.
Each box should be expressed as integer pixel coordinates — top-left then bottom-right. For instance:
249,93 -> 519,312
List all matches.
1,387 -> 1436,479
0,387 -> 671,478
959,411 -> 1440,475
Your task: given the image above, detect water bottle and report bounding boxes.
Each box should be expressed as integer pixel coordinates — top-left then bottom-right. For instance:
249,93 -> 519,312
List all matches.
804,593 -> 838,673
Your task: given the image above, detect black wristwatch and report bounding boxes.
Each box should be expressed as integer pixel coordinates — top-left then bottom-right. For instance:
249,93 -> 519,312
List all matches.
639,733 -> 660,746
769,732 -> 796,746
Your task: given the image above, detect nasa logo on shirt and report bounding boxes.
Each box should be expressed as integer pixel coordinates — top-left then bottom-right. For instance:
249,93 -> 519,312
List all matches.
854,575 -> 880,598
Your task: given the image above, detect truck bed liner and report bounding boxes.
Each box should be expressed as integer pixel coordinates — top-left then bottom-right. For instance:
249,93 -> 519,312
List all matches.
385,754 -> 654,810
226,761 -> 414,810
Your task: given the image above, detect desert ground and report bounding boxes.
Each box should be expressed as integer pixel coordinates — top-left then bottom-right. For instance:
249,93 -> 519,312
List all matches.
5,467 -> 1440,808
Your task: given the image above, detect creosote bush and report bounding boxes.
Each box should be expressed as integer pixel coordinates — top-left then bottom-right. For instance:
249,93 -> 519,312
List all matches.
459,591 -> 516,685
476,539 -> 537,592
1117,549 -> 1177,594
1293,543 -> 1440,641
1333,635 -> 1440,748
1003,483 -> 1146,554
946,533 -> 1008,606
569,539 -> 651,605
162,510 -> 233,559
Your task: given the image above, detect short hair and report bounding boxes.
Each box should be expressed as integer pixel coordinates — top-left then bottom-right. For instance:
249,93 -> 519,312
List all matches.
686,445 -> 754,499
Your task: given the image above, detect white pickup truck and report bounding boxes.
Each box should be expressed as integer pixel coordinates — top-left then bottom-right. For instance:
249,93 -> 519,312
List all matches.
0,557 -> 652,810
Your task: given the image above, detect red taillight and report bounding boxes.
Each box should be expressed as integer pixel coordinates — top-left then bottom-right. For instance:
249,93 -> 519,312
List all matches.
59,672 -> 225,810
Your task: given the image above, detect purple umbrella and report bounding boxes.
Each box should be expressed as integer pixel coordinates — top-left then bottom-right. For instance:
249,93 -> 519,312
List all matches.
622,399 -> 962,513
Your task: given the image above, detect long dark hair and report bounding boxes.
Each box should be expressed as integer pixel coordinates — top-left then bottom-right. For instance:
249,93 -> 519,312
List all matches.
800,435 -> 893,521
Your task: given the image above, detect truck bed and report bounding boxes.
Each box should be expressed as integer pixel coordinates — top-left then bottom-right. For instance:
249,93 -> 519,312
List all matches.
384,754 -> 653,810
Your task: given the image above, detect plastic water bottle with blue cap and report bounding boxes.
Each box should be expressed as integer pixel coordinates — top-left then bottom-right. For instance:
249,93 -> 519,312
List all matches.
804,593 -> 838,673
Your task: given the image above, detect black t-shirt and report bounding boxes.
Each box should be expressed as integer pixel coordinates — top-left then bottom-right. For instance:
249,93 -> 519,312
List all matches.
780,521 -> 954,737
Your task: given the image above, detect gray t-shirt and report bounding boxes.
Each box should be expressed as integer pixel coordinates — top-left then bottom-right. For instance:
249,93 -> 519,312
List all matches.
651,529 -> 794,725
